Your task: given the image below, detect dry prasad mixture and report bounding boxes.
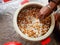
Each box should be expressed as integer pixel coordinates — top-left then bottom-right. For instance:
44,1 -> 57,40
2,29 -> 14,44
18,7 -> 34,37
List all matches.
17,5 -> 51,38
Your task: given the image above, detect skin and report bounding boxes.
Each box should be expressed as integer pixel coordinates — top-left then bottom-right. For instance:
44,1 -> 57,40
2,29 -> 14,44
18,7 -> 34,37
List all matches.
38,0 -> 60,21
38,0 -> 60,30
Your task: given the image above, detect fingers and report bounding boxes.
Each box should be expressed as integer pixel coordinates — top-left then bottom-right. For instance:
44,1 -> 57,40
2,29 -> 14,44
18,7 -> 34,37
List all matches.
38,6 -> 52,21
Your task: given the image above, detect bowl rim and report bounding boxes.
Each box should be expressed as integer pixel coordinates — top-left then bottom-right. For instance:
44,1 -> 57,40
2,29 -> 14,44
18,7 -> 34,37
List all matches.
13,2 -> 55,41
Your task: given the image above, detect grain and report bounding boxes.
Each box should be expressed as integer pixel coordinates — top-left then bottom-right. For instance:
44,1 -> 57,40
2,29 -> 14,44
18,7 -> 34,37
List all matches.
17,6 -> 51,38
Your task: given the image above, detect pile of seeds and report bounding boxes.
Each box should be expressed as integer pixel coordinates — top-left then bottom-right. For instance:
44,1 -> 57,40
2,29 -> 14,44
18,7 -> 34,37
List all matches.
17,6 -> 51,38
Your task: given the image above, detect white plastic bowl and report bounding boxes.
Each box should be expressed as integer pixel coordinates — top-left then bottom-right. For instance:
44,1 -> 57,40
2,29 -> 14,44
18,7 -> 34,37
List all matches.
13,2 -> 55,41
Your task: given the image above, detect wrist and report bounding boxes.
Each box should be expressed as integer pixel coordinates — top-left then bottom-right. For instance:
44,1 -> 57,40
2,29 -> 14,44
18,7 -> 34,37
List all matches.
49,0 -> 60,5
49,1 -> 57,10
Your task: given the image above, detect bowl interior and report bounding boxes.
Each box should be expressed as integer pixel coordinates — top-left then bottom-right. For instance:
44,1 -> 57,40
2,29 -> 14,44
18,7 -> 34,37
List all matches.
14,2 -> 55,41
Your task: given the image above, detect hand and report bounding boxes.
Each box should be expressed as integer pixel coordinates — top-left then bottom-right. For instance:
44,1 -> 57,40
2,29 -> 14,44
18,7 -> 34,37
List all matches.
37,6 -> 52,21
38,1 -> 57,21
